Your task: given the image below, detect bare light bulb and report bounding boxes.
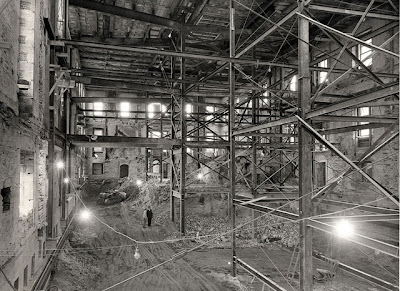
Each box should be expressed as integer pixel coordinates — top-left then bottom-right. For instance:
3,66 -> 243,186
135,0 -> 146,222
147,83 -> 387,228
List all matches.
80,209 -> 91,221
335,219 -> 354,238
136,180 -> 143,186
197,173 -> 203,180
64,177 -> 70,183
134,247 -> 141,260
56,161 -> 64,169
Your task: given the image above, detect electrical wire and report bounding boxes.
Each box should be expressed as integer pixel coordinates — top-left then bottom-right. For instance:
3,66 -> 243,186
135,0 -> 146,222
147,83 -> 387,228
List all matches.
52,148 -> 399,289
97,192 -> 397,290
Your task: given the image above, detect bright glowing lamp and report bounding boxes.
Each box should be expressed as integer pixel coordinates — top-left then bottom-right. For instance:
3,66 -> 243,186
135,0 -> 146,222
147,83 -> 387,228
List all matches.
63,177 -> 70,183
335,219 -> 354,238
134,247 -> 141,260
136,179 -> 143,186
80,209 -> 91,221
197,173 -> 203,180
56,161 -> 64,169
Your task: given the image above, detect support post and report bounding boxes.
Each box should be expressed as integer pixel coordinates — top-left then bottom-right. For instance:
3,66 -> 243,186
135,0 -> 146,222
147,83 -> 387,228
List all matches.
229,0 -> 237,277
179,19 -> 187,235
251,49 -> 258,239
298,1 -> 313,290
170,52 -> 176,222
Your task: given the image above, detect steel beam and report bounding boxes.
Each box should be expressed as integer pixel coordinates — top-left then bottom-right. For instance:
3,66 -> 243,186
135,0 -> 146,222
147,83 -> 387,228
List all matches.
234,116 -> 298,136
320,199 -> 399,215
71,97 -> 170,104
296,12 -> 399,59
61,39 -> 298,68
313,253 -> 399,290
296,115 -> 399,206
309,219 -> 399,258
234,84 -> 398,135
67,135 -> 180,148
307,84 -> 399,119
311,115 -> 397,123
235,258 -> 287,291
308,4 -> 399,21
318,123 -> 391,135
313,120 -> 399,202
234,200 -> 399,258
235,5 -> 298,58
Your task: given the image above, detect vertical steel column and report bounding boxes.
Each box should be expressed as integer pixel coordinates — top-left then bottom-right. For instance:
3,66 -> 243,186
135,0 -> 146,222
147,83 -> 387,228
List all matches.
170,55 -> 175,221
160,118 -> 163,182
179,20 -> 187,235
251,49 -> 258,239
47,44 -> 56,238
298,1 -> 313,290
229,0 -> 237,277
145,92 -> 149,182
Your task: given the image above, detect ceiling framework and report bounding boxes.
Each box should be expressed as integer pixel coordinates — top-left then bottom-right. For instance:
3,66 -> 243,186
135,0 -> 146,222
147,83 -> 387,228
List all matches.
64,0 -> 399,290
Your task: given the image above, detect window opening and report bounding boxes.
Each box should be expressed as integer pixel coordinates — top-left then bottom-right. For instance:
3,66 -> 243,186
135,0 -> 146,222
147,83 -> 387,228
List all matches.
120,164 -> 129,178
289,75 -> 297,91
92,163 -> 104,175
318,60 -> 328,84
1,187 -> 11,212
357,107 -> 371,147
93,102 -> 104,117
120,102 -> 130,118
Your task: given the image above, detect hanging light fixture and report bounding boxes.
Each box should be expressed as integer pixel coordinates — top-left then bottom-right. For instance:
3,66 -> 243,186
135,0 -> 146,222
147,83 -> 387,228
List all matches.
134,246 -> 141,260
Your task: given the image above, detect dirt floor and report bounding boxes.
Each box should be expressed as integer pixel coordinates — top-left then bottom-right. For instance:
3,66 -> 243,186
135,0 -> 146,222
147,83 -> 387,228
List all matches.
48,190 -> 399,291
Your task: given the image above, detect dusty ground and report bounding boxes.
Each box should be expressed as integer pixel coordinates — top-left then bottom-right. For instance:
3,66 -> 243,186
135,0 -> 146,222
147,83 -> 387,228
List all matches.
49,186 -> 398,291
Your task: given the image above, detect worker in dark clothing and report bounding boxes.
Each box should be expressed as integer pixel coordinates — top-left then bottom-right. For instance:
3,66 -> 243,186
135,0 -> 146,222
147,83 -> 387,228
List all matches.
147,207 -> 153,227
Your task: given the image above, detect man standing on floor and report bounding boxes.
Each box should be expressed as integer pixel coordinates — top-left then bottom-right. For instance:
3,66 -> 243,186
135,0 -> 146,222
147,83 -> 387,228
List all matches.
142,207 -> 147,228
147,207 -> 153,227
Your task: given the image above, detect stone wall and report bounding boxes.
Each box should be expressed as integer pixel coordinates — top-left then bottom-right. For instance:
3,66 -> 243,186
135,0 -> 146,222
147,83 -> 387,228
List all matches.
0,0 -> 64,290
0,0 -> 20,113
313,18 -> 399,210
84,105 -> 147,181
